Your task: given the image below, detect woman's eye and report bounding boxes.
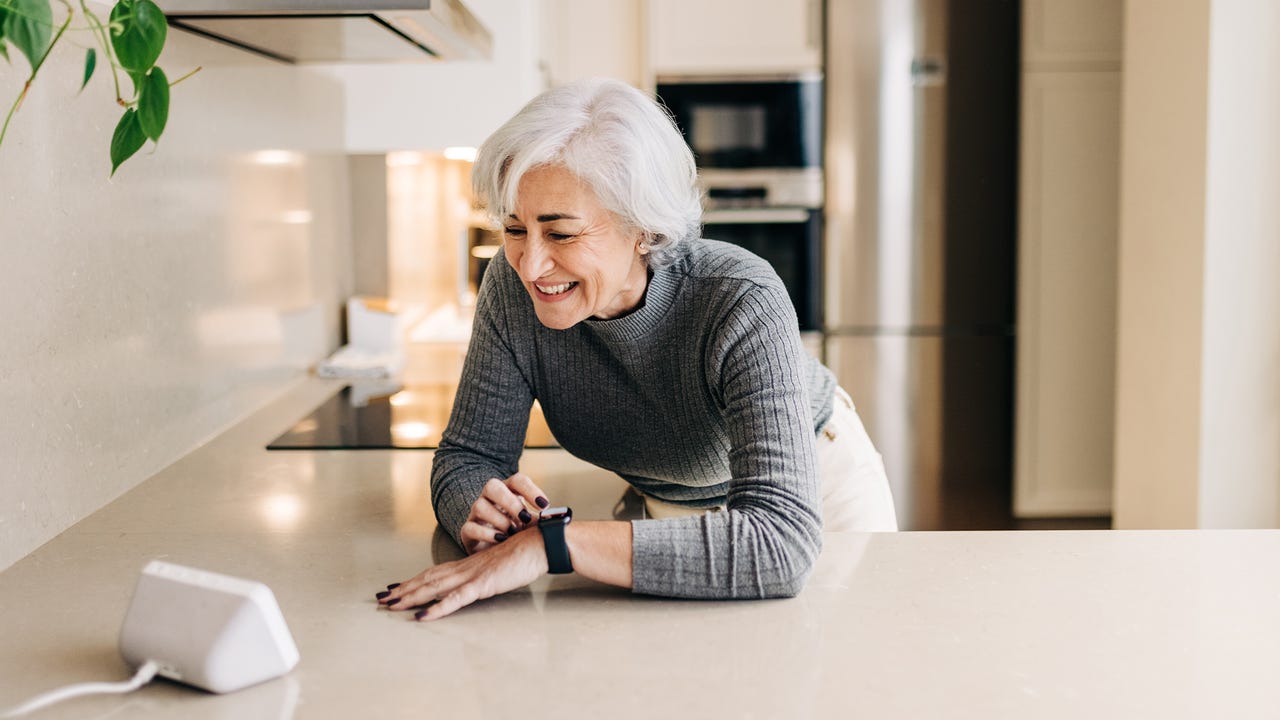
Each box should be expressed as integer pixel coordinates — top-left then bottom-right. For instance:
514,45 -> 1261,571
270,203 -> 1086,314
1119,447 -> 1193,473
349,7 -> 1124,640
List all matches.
503,227 -> 526,238
548,233 -> 575,241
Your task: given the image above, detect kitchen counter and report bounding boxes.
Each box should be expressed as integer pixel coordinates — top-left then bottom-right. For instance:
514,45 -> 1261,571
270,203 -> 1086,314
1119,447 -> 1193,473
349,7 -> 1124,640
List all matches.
2,377 -> 1278,719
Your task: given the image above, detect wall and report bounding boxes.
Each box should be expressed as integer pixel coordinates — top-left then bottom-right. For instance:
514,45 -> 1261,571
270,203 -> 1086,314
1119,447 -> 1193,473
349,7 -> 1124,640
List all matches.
1197,0 -> 1280,526
386,153 -> 473,314
1113,0 -> 1209,527
1113,0 -> 1280,528
349,155 -> 391,296
0,12 -> 353,569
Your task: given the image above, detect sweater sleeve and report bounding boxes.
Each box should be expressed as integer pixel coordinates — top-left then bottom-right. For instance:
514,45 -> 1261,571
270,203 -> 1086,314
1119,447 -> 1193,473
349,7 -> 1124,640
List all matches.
629,281 -> 824,599
430,252 -> 534,547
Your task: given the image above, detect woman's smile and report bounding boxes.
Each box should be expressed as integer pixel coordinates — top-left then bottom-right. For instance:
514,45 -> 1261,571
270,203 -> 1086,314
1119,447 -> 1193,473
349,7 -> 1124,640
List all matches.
533,280 -> 579,298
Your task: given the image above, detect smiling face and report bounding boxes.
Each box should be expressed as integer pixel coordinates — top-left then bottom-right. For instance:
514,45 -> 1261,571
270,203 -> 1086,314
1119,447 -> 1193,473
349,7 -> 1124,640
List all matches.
502,165 -> 650,330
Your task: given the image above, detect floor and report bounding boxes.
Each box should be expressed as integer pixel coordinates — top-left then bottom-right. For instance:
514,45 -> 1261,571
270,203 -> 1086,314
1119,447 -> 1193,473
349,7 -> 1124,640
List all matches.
932,477 -> 1111,531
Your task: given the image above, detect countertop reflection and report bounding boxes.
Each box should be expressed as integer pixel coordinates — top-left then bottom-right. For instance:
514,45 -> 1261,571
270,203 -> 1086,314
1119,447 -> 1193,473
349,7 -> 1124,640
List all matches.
1,378 -> 1278,719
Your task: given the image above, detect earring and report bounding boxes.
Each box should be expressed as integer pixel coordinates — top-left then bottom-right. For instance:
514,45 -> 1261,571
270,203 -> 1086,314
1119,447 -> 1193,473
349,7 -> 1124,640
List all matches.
638,241 -> 649,254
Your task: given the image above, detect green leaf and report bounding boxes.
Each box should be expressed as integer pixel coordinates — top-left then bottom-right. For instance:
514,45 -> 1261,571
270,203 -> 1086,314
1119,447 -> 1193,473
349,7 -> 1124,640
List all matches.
109,0 -> 166,72
137,66 -> 168,141
0,5 -> 9,60
110,108 -> 146,176
80,47 -> 96,92
4,0 -> 53,72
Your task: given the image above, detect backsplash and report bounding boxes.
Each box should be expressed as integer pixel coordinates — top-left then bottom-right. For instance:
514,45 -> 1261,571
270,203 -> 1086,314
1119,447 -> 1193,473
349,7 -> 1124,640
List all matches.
0,31 -> 353,569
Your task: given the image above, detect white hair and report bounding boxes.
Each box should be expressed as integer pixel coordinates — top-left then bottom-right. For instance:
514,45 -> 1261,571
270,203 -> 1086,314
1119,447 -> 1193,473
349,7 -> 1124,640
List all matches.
472,77 -> 702,268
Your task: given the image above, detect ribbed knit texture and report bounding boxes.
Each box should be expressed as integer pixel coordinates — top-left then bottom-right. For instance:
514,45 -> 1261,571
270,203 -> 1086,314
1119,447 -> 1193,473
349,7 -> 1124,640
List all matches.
430,239 -> 834,599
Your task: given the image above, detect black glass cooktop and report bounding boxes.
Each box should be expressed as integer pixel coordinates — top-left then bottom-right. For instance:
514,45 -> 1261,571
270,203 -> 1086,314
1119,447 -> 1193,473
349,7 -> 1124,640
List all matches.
267,384 -> 558,450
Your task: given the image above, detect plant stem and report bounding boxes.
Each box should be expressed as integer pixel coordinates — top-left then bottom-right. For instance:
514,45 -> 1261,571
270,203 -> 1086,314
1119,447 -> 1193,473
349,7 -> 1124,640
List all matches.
0,1 -> 75,149
34,2 -> 75,75
0,84 -> 31,150
169,66 -> 202,87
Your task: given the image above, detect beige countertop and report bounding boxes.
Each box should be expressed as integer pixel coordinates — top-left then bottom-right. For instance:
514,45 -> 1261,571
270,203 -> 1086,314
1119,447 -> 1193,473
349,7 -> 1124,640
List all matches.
2,378 -> 1279,719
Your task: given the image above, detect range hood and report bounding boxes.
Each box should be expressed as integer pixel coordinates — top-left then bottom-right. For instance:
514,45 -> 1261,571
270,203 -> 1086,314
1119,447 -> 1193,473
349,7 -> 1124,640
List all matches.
161,0 -> 492,64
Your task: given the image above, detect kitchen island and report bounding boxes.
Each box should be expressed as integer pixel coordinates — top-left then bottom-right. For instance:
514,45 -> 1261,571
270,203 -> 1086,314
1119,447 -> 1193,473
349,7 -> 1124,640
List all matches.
1,378 -> 1277,719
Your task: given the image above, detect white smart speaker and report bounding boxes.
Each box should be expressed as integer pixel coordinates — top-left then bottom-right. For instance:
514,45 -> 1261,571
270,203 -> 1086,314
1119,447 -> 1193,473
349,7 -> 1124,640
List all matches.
118,560 -> 300,694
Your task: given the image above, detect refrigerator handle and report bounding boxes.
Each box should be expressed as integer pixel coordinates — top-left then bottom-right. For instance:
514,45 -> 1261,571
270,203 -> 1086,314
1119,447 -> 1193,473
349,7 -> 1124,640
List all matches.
910,58 -> 947,87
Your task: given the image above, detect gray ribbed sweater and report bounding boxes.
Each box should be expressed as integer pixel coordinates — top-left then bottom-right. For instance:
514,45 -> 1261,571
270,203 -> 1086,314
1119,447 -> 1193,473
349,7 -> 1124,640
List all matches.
430,239 -> 835,599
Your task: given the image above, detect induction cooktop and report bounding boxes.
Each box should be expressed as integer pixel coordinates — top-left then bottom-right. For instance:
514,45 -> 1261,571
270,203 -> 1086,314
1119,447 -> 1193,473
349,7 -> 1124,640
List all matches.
267,384 -> 558,450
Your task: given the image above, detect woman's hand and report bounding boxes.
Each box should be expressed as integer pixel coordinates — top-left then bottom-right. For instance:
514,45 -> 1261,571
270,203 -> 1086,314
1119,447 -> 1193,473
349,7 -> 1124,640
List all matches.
460,473 -> 550,555
377,527 -> 549,621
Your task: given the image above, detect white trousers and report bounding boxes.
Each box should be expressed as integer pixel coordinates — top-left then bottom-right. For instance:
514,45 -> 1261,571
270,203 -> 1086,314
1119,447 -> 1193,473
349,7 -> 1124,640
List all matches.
643,386 -> 900,532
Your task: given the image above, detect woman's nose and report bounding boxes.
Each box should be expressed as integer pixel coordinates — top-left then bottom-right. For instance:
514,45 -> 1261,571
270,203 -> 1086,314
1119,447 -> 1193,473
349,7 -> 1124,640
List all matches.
518,235 -> 553,279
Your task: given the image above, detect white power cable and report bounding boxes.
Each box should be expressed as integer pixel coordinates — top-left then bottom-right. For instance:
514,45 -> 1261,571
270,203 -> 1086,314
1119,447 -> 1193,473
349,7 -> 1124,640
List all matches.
1,660 -> 160,718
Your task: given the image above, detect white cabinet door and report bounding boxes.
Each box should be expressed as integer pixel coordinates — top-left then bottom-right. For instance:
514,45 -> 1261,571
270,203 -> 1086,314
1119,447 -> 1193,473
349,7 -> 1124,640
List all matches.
541,0 -> 644,87
647,0 -> 822,76
1014,71 -> 1121,517
1014,0 -> 1122,519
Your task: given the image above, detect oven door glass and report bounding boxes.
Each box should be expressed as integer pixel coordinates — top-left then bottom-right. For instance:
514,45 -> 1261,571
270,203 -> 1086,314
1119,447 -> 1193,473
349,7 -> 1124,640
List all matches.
701,208 -> 822,331
658,78 -> 822,169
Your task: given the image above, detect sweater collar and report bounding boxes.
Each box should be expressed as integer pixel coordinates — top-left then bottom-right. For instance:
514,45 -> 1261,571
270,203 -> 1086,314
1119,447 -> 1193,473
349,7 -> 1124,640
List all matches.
582,262 -> 681,343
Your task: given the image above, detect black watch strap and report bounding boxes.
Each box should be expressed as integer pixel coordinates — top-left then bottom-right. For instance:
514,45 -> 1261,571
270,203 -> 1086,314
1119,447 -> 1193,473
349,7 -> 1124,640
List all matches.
539,506 -> 573,574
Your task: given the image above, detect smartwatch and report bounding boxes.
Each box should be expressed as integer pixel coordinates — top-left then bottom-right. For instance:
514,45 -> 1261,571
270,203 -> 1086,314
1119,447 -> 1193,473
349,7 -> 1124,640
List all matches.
538,506 -> 573,574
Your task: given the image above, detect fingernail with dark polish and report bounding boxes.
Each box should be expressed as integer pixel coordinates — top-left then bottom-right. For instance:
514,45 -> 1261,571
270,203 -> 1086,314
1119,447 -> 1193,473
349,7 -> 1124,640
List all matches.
508,524 -> 518,535
536,496 -> 549,509
494,532 -> 508,542
388,598 -> 402,607
518,509 -> 532,524
387,583 -> 400,590
414,609 -> 429,621
376,591 -> 391,600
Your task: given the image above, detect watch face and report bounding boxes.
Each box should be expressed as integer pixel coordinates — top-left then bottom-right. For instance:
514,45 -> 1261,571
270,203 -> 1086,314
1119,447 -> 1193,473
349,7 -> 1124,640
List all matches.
539,506 -> 571,522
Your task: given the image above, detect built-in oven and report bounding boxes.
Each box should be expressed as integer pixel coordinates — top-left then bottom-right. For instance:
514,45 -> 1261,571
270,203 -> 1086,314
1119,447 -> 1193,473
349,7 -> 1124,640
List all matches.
703,206 -> 822,331
700,173 -> 823,332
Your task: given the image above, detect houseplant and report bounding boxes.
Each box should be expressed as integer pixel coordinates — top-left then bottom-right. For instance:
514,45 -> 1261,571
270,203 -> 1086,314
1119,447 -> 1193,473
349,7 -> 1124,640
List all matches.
0,0 -> 196,175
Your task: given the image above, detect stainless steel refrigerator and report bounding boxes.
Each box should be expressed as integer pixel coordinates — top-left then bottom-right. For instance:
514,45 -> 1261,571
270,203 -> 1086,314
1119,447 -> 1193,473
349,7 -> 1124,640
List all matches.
824,0 -> 1019,530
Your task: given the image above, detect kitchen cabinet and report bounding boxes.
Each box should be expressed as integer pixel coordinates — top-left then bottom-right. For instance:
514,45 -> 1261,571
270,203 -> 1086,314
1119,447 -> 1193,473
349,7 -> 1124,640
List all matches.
646,0 -> 822,76
1014,0 -> 1122,517
540,0 -> 644,88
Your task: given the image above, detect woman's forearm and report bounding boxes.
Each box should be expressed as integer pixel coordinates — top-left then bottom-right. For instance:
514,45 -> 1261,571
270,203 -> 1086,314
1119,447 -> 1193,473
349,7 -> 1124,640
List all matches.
563,520 -> 633,589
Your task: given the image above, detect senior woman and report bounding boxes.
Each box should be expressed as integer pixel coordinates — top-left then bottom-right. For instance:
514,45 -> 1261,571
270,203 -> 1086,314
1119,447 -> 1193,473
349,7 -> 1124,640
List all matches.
377,78 -> 897,621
